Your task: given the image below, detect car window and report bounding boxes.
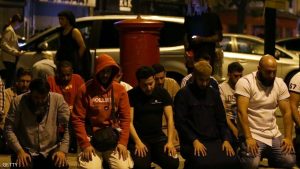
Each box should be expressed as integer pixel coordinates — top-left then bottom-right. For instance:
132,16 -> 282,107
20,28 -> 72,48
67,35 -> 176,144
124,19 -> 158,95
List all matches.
275,49 -> 292,59
220,36 -> 232,52
84,19 -> 120,49
91,19 -> 184,49
22,28 -> 60,51
45,32 -> 60,50
98,20 -> 120,49
236,38 -> 264,55
277,39 -> 300,51
77,21 -> 94,47
22,21 -> 93,51
46,21 -> 93,50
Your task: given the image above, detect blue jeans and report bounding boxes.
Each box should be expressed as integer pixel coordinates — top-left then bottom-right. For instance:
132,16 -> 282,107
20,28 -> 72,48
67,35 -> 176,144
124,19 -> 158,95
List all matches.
238,136 -> 296,169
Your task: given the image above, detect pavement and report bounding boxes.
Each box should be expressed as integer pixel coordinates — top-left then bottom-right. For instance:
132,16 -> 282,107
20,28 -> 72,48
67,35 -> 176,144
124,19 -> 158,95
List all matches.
0,113 -> 299,169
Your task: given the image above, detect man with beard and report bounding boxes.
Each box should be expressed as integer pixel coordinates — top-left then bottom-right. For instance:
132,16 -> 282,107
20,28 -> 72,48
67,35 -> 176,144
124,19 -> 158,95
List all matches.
4,78 -> 70,169
151,63 -> 180,151
174,60 -> 239,169
152,63 -> 180,100
72,54 -> 133,169
3,68 -> 32,126
0,68 -> 31,154
47,60 -> 85,153
128,66 -> 179,169
236,54 -> 296,168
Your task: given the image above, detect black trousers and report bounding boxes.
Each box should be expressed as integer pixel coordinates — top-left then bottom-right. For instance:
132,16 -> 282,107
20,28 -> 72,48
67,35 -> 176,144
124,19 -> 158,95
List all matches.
11,151 -> 69,169
129,140 -> 179,169
181,139 -> 240,169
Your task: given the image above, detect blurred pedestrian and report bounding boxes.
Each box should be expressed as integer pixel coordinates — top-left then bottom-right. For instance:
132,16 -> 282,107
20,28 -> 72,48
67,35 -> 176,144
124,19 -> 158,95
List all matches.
56,10 -> 86,75
72,54 -> 133,169
1,14 -> 24,88
48,61 -> 85,153
128,66 -> 179,169
4,78 -> 70,169
236,55 -> 295,168
184,0 -> 223,78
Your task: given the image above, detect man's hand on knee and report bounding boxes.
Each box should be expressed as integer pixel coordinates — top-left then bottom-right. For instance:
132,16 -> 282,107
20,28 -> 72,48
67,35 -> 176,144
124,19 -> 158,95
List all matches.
246,137 -> 259,156
281,138 -> 295,154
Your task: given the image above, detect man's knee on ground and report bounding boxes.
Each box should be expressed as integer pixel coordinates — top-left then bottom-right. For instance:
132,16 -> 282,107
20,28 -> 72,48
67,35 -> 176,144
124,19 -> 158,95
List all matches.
269,153 -> 296,168
77,154 -> 102,169
238,156 -> 260,169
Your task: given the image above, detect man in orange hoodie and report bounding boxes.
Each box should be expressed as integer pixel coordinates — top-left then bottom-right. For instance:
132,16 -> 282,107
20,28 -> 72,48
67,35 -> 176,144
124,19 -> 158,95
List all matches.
72,54 -> 133,169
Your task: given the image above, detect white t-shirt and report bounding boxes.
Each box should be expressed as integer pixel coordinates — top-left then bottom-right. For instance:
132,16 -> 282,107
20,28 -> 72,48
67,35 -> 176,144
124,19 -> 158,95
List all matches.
219,81 -> 237,120
289,72 -> 300,96
235,71 -> 289,146
289,72 -> 300,111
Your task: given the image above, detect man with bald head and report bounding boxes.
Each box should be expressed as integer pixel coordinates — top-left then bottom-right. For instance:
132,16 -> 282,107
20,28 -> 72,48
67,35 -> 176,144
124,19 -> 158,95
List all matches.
236,54 -> 296,168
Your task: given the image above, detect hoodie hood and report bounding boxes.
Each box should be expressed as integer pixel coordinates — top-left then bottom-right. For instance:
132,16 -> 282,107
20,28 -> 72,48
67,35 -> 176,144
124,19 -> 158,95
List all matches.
94,54 -> 120,88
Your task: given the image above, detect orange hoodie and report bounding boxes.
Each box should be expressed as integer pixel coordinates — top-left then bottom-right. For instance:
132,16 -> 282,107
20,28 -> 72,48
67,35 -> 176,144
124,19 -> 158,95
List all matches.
72,54 -> 131,149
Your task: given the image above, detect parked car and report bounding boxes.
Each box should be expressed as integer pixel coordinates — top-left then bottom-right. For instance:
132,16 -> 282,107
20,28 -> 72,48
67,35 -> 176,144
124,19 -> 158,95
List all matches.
19,15 -> 186,83
18,15 -> 299,84
221,33 -> 300,84
276,37 -> 300,55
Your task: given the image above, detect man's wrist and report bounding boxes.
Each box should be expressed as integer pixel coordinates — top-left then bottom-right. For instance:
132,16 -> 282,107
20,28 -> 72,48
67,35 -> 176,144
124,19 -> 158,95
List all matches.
16,148 -> 25,155
284,136 -> 292,141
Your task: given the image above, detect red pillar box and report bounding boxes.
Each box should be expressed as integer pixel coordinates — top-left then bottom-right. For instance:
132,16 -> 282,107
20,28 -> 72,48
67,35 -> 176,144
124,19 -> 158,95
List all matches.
114,16 -> 164,86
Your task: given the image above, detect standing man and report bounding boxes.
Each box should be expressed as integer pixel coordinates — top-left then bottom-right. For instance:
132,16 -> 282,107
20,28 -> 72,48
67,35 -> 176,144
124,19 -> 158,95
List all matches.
288,71 -> 300,166
4,78 -> 70,169
47,60 -> 85,153
128,66 -> 179,169
72,54 -> 133,169
174,60 -> 239,169
184,0 -> 223,77
219,62 -> 243,145
236,55 -> 295,169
